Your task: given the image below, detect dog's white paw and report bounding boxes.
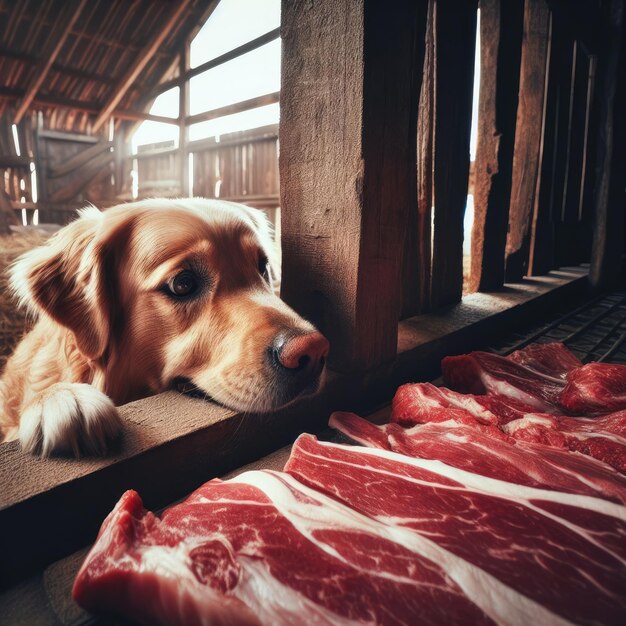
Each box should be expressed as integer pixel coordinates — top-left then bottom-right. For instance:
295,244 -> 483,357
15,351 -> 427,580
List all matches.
19,383 -> 122,457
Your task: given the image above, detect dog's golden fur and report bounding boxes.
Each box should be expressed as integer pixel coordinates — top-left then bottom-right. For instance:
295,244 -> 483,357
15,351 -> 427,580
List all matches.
0,198 -> 322,456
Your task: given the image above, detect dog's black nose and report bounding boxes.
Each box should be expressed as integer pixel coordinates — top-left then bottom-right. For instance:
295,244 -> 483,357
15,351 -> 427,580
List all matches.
271,331 -> 329,376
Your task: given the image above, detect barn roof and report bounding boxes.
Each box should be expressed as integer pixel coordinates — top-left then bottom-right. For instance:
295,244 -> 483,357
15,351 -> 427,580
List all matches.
0,0 -> 217,133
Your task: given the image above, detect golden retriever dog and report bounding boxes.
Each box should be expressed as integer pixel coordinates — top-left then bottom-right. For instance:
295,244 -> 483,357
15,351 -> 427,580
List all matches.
0,199 -> 329,456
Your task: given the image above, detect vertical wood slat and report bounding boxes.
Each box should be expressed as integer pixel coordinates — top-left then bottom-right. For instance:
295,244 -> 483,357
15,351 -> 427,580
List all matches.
469,0 -> 524,292
401,0 -> 430,318
505,0 -> 551,281
528,14 -> 563,276
556,39 -> 593,267
430,0 -> 478,307
590,0 -> 626,289
179,42 -> 190,196
280,0 -> 426,372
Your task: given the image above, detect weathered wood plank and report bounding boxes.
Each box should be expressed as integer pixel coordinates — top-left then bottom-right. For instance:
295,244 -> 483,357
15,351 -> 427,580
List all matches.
47,141 -> 113,179
589,0 -> 626,289
179,42 -> 190,196
469,0 -> 524,292
556,40 -> 593,267
280,0 -> 425,371
430,0 -> 478,307
505,0 -> 552,281
402,0 -> 432,318
528,15 -> 565,276
185,92 -> 279,126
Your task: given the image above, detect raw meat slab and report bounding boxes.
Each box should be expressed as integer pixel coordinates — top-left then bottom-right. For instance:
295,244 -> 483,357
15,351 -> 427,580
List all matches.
330,411 -> 626,504
73,472 -> 496,625
286,434 -> 626,626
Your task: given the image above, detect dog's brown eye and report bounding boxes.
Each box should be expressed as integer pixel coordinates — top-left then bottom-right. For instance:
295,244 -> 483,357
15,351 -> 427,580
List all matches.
259,256 -> 270,282
167,271 -> 198,297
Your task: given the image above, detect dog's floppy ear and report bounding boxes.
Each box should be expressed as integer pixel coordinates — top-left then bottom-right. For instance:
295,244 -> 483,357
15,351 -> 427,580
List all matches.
10,207 -> 121,360
238,204 -> 281,285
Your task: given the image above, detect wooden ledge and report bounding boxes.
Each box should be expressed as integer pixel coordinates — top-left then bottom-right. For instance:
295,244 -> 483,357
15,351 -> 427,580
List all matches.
0,266 -> 588,589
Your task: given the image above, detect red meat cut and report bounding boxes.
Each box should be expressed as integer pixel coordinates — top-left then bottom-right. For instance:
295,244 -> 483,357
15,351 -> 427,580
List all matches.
74,435 -> 626,626
391,382 -> 626,473
560,363 -> 626,414
441,350 -> 566,412
285,434 -> 626,626
330,411 -> 626,504
442,343 -> 626,416
73,470 -> 495,625
507,342 -> 582,379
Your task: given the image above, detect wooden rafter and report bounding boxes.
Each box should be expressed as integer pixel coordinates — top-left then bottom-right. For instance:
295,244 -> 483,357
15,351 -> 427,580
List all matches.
92,0 -> 192,133
13,0 -> 89,124
0,87 -> 178,125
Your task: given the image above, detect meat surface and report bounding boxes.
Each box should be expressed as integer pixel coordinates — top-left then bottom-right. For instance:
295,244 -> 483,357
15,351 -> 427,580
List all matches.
560,363 -> 626,414
441,350 -> 567,412
442,343 -> 626,417
507,342 -> 582,379
73,470 -> 496,625
330,411 -> 626,504
391,382 -> 626,473
285,434 -> 626,626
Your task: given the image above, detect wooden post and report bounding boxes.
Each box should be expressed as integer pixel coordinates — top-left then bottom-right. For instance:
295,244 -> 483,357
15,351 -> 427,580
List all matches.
280,0 -> 426,372
469,0 -> 524,292
429,0 -> 478,307
528,15 -> 565,276
555,39 -> 593,267
401,0 -> 430,318
590,0 -> 625,289
505,0 -> 551,281
179,42 -> 190,196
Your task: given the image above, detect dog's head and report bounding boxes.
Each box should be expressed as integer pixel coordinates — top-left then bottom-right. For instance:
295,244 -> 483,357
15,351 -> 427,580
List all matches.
11,199 -> 328,412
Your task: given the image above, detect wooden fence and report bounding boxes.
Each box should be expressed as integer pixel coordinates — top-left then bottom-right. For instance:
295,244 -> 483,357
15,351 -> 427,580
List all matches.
280,0 -> 625,372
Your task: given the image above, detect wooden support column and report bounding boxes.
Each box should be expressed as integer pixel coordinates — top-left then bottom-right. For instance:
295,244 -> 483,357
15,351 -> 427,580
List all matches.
469,0 -> 524,292
280,0 -> 425,372
430,0 -> 478,307
505,0 -> 551,281
179,42 -> 190,196
92,0 -> 192,133
401,0 -> 430,318
528,15 -> 565,276
555,39 -> 592,267
590,0 -> 625,289
13,0 -> 88,124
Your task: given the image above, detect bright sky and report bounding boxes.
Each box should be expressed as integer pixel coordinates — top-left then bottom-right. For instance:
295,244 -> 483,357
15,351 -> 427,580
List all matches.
132,0 -> 281,153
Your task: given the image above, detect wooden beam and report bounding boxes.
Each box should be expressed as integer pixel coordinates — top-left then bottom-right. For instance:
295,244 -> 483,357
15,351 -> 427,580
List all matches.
505,0 -> 551,281
528,14 -> 561,276
179,42 -> 190,196
590,0 -> 625,289
280,0 -> 425,372
0,87 -> 179,125
185,92 -> 280,126
149,27 -> 281,99
401,0 -> 430,319
13,0 -> 88,124
469,0 -> 524,292
92,0 -> 192,133
0,48 -> 115,85
0,155 -> 31,168
430,0 -> 478,307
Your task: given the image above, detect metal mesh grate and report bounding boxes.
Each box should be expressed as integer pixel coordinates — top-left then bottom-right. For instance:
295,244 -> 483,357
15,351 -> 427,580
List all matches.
490,290 -> 626,364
